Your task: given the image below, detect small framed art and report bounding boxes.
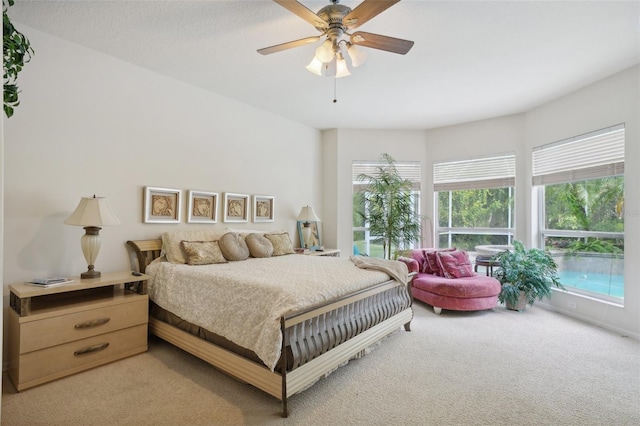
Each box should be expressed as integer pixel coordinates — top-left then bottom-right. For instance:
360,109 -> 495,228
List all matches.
223,192 -> 249,223
144,186 -> 182,223
187,190 -> 218,223
253,195 -> 274,222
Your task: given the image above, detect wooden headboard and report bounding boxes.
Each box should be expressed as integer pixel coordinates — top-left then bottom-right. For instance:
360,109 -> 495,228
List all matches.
127,239 -> 162,273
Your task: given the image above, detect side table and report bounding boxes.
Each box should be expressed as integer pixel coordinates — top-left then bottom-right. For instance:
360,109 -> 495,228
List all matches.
7,271 -> 149,391
304,249 -> 341,257
474,256 -> 500,276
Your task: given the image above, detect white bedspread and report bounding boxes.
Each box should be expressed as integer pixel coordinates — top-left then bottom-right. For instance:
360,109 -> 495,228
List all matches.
146,254 -> 399,371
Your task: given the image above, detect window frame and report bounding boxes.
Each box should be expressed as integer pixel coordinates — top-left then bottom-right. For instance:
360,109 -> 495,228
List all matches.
434,154 -> 516,251
534,125 -> 625,302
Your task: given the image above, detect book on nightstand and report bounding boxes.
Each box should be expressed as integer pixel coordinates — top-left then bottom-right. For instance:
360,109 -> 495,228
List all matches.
26,278 -> 75,288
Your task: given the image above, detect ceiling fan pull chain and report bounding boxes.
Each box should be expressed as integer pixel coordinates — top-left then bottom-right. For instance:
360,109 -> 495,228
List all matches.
333,78 -> 338,103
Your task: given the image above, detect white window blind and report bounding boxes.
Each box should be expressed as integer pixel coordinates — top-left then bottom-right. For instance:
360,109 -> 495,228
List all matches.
353,161 -> 421,190
433,154 -> 515,191
532,124 -> 625,186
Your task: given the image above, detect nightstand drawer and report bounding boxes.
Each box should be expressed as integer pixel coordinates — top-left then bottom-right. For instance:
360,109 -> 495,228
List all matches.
14,324 -> 147,389
19,298 -> 148,353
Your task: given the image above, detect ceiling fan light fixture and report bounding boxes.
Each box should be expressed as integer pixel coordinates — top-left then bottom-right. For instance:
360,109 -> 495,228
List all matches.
324,57 -> 337,77
335,53 -> 351,78
347,42 -> 367,68
306,56 -> 324,76
315,39 -> 335,63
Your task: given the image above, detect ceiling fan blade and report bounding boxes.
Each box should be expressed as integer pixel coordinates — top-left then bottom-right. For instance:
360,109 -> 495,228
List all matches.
343,0 -> 401,30
257,35 -> 322,55
273,0 -> 328,29
350,31 -> 414,54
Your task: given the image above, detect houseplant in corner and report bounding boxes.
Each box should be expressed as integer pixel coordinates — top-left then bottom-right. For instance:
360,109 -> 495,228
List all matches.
356,153 -> 421,260
494,240 -> 564,311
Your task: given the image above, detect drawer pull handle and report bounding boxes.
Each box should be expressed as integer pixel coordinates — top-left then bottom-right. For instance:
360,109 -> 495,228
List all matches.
75,317 -> 110,329
74,342 -> 110,356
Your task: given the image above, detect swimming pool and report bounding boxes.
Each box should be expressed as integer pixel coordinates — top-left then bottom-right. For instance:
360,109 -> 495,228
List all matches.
558,271 -> 624,298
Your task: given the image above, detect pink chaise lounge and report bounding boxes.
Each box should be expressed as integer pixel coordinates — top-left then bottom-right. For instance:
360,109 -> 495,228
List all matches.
401,249 -> 501,314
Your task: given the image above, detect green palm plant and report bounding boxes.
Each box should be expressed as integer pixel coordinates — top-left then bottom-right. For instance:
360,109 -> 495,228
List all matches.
357,153 -> 421,260
494,240 -> 564,310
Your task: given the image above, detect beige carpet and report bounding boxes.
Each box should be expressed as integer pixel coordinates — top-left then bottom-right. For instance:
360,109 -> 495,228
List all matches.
2,302 -> 639,426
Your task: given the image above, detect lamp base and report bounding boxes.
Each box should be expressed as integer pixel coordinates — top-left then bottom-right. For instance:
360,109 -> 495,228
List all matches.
302,222 -> 312,249
81,266 -> 101,279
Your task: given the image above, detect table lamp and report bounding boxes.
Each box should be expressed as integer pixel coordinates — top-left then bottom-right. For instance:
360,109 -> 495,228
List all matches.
64,195 -> 120,279
296,205 -> 320,249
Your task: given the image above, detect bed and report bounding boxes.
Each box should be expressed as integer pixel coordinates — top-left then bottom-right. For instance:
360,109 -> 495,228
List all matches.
126,231 -> 413,417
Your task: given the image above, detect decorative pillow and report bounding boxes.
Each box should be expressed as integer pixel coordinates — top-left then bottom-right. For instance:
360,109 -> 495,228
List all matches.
218,232 -> 250,261
162,230 -> 223,264
180,241 -> 227,265
264,232 -> 295,256
425,248 -> 456,276
245,233 -> 274,258
436,249 -> 476,279
421,250 -> 435,274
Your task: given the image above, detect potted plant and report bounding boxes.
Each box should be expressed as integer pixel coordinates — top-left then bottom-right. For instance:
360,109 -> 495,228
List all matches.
494,240 -> 564,311
356,153 -> 421,260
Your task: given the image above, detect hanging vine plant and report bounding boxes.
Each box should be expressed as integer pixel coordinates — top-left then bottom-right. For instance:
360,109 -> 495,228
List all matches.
4,0 -> 34,118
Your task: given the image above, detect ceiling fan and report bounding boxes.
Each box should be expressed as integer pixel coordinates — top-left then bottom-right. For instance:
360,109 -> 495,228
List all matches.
257,0 -> 414,78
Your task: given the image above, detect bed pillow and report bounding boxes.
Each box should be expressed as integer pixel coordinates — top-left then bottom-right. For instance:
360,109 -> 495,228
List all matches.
425,248 -> 456,276
180,240 -> 227,265
245,233 -> 274,258
264,232 -> 295,256
219,232 -> 250,261
436,249 -> 476,279
162,230 -> 223,264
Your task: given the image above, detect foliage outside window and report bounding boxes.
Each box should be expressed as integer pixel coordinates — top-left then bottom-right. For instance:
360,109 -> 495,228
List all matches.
437,187 -> 514,250
434,154 -> 515,252
353,154 -> 421,259
534,124 -> 625,301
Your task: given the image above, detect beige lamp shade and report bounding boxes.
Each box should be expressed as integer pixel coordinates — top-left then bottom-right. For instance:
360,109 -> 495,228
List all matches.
65,196 -> 120,279
64,196 -> 121,227
296,205 -> 320,223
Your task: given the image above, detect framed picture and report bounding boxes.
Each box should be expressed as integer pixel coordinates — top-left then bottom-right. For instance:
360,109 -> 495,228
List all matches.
253,195 -> 274,222
223,193 -> 249,223
144,186 -> 182,223
297,220 -> 322,250
187,190 -> 218,223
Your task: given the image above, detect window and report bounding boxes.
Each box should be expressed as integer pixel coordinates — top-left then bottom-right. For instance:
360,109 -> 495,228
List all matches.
434,154 -> 515,251
533,124 -> 625,301
352,160 -> 421,258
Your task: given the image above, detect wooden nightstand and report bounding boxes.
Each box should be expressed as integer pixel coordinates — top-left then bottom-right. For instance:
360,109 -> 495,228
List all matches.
7,271 -> 149,391
305,249 -> 341,257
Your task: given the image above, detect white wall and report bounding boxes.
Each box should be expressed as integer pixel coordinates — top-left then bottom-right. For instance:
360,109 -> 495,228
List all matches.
2,29 -> 321,359
1,91 -> 4,413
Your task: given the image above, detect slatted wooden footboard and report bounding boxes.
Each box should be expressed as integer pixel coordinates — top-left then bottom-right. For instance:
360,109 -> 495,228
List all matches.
127,239 -> 413,417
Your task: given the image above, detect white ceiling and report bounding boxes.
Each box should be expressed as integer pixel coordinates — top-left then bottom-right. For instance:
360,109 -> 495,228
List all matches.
9,0 -> 640,130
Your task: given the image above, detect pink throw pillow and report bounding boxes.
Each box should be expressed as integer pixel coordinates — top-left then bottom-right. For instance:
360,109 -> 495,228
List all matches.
436,250 -> 476,279
424,248 -> 456,276
421,250 -> 436,274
